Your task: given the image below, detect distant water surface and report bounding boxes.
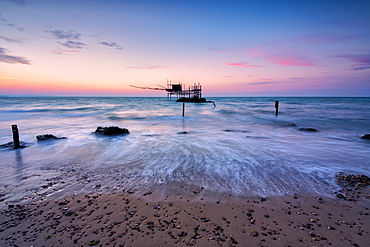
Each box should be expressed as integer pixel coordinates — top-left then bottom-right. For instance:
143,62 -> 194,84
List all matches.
0,97 -> 369,203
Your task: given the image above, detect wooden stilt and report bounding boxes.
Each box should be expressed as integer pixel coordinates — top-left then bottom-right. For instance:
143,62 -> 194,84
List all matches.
275,101 -> 279,116
12,125 -> 20,149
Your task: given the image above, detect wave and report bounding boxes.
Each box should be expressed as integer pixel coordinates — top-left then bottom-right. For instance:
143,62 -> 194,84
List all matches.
1,97 -> 369,202
2,106 -> 103,114
107,115 -> 148,121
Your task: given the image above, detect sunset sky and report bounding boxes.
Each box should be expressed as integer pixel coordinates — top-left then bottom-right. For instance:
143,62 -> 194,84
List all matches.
1,0 -> 370,96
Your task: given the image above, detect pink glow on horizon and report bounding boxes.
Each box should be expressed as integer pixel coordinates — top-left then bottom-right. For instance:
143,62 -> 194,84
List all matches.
224,62 -> 263,68
0,78 -> 139,95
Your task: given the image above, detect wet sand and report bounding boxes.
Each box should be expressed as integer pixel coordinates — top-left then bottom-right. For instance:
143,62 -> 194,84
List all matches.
1,186 -> 369,247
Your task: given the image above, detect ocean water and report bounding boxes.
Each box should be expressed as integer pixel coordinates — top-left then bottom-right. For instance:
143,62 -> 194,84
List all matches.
0,97 -> 369,204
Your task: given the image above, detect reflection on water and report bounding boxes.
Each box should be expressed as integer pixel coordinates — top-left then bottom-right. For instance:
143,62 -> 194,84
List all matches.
14,149 -> 25,180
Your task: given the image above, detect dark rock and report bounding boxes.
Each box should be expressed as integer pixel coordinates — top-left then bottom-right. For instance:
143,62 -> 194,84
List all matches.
361,134 -> 370,140
36,134 -> 67,141
58,200 -> 70,206
335,172 -> 370,187
64,211 -> 74,216
0,142 -> 16,149
178,131 -> 188,134
326,225 -> 336,230
224,129 -> 250,133
299,128 -> 318,132
94,126 -> 129,136
286,123 -> 298,127
0,141 -> 27,149
336,193 -> 346,199
334,172 -> 370,201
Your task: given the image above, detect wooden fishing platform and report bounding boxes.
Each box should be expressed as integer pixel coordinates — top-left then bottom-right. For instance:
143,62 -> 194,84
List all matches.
130,80 -> 210,103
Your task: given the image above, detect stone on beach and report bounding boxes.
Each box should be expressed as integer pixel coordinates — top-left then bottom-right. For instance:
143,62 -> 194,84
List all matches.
335,172 -> 370,200
336,172 -> 370,187
1,190 -> 369,247
94,126 -> 130,136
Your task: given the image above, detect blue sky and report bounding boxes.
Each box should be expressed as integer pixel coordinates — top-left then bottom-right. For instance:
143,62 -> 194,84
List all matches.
1,0 -> 370,96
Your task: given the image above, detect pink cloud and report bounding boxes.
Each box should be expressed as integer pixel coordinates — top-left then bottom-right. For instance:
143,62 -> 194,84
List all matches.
224,62 -> 262,68
224,75 -> 234,78
248,47 -> 317,67
249,81 -> 282,85
265,53 -> 316,67
52,50 -> 81,53
335,54 -> 370,71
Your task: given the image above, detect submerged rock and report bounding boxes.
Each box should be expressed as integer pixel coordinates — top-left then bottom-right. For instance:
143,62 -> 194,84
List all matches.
299,127 -> 318,132
94,126 -> 129,136
286,123 -> 298,127
224,129 -> 250,133
361,134 -> 370,139
0,141 -> 27,149
36,134 -> 67,141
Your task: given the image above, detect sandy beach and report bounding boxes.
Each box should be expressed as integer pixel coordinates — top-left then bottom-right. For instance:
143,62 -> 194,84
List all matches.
1,179 -> 369,247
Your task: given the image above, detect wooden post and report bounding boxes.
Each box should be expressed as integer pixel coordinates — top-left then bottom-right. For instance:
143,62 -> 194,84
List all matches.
275,101 -> 279,116
182,103 -> 185,117
12,125 -> 20,149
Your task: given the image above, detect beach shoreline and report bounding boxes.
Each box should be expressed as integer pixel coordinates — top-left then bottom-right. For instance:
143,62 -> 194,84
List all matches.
1,97 -> 369,246
1,185 -> 369,247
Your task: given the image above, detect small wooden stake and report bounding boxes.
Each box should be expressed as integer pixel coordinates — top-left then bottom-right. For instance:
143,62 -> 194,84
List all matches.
275,101 -> 279,116
12,125 -> 20,149
182,103 -> 185,117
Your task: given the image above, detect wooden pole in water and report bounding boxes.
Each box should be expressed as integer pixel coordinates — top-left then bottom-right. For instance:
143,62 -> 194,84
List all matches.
182,103 -> 185,117
275,101 -> 279,116
12,125 -> 20,149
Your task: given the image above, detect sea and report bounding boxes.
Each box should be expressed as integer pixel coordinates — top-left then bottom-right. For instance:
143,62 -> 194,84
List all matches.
0,97 -> 369,204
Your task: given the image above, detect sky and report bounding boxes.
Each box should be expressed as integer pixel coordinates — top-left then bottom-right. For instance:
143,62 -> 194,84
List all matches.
0,0 -> 370,97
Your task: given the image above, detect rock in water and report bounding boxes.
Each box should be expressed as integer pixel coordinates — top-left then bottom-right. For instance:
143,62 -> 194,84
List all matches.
0,141 -> 27,149
299,127 -> 318,132
95,126 -> 130,136
36,134 -> 67,141
361,134 -> 370,139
